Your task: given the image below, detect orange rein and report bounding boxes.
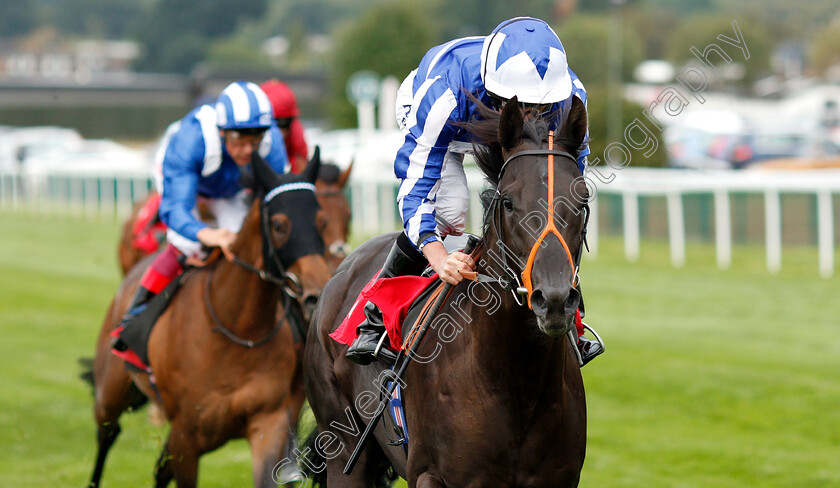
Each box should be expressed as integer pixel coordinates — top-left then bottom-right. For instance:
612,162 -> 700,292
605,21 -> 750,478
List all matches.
520,131 -> 577,309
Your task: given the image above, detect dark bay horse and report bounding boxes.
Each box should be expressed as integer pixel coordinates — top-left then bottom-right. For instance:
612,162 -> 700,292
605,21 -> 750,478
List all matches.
302,97 -> 590,487
118,162 -> 353,276
88,154 -> 332,487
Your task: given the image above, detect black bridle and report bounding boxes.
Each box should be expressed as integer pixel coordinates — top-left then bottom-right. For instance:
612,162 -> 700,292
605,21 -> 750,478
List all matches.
205,182 -> 317,347
481,145 -> 590,306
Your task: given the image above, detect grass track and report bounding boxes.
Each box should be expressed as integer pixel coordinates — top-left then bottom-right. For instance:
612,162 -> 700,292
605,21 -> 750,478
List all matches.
0,210 -> 837,487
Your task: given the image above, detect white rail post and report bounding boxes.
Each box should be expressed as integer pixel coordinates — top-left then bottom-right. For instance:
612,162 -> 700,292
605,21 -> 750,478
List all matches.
667,190 -> 685,267
361,181 -> 379,235
379,183 -> 396,232
714,188 -> 732,270
586,196 -> 599,260
623,190 -> 640,262
817,189 -> 834,278
765,188 -> 782,274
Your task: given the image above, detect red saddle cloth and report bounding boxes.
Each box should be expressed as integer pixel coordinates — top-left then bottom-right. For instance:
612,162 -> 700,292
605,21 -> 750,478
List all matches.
330,271 -> 439,351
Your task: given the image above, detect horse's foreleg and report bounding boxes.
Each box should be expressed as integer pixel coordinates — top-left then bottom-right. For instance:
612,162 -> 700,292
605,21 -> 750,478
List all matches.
247,409 -> 297,488
89,345 -> 144,487
158,425 -> 199,488
153,443 -> 175,488
88,421 -> 121,488
414,473 -> 446,488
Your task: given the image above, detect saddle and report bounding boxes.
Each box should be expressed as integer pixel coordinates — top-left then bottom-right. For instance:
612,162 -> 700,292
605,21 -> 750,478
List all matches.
111,268 -> 191,372
330,234 -> 476,355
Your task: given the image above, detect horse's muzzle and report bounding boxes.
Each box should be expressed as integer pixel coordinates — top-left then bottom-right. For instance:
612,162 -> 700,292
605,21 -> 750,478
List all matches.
530,286 -> 580,337
302,294 -> 319,323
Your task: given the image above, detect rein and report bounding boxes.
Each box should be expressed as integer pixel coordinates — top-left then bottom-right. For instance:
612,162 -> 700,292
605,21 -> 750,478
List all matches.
202,181 -> 313,348
204,263 -> 289,348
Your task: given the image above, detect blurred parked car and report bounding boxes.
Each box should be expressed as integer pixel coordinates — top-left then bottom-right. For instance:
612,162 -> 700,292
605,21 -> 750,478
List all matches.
740,130 -> 840,170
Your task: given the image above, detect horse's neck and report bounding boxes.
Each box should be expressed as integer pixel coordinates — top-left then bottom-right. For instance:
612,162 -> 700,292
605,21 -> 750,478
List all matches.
466,243 -> 567,382
210,217 -> 280,335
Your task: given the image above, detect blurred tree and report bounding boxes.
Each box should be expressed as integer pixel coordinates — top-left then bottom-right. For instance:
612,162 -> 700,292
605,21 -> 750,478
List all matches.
557,13 -> 644,84
585,85 -> 668,168
809,19 -> 840,76
132,0 -> 268,73
329,2 -> 434,128
637,0 -> 712,14
426,0 -> 558,40
205,37 -> 275,67
624,5 -> 679,60
0,0 -> 40,39
50,0 -> 144,38
665,14 -> 771,86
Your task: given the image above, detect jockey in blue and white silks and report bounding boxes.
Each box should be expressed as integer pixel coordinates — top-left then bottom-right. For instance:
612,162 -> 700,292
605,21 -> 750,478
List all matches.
112,81 -> 290,364
394,17 -> 589,251
154,80 -> 289,257
345,17 -> 604,368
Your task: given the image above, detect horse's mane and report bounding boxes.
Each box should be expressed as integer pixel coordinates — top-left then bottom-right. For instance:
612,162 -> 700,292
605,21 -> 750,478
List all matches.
460,94 -> 580,188
459,94 -> 582,234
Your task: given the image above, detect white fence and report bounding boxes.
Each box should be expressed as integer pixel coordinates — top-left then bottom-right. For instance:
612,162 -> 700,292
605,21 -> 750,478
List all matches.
2,167 -> 839,278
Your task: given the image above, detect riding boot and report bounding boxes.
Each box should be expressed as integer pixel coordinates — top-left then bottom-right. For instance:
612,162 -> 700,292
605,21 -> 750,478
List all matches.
112,244 -> 184,352
111,286 -> 155,351
346,233 -> 427,365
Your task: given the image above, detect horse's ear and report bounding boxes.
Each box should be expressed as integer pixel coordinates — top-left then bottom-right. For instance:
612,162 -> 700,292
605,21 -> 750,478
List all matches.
301,146 -> 321,184
251,153 -> 282,193
499,96 -> 523,153
561,96 -> 588,153
337,159 -> 354,189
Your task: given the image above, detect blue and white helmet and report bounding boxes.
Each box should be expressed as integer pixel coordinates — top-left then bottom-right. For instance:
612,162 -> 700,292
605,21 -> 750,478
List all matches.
215,81 -> 274,131
480,17 -> 572,105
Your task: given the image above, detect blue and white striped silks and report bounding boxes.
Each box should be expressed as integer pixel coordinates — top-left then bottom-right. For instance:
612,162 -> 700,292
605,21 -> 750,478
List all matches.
394,36 -> 589,251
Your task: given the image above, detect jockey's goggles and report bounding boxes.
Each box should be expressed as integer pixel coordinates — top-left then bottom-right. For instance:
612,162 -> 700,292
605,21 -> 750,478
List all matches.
275,117 -> 294,130
488,94 -> 552,117
224,128 -> 266,148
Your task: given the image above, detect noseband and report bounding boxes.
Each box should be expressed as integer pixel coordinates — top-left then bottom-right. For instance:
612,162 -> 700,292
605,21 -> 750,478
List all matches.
489,131 -> 587,308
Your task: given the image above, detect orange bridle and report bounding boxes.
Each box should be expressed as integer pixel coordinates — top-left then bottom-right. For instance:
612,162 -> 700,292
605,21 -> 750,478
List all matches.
519,131 -> 578,309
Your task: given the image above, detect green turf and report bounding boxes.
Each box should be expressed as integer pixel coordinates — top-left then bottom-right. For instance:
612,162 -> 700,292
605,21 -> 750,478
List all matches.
0,210 -> 838,487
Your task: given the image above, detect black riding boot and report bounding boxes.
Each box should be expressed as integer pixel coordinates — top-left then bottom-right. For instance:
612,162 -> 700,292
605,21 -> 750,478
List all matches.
111,286 -> 156,352
346,234 -> 427,365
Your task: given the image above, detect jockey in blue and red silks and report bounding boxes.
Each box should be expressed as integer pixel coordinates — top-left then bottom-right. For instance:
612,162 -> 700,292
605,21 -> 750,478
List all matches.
111,81 -> 289,364
345,17 -> 604,367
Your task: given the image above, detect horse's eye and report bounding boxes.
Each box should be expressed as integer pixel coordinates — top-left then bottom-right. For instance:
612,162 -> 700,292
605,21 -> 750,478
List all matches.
502,198 -> 514,211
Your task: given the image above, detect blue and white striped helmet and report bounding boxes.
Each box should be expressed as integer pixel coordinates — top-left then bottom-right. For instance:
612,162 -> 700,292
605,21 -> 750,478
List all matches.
215,81 -> 274,130
480,17 -> 572,105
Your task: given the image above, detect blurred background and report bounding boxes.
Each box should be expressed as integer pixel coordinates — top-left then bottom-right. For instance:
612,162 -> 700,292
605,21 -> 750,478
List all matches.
2,0 -> 840,268
1,1 -> 839,486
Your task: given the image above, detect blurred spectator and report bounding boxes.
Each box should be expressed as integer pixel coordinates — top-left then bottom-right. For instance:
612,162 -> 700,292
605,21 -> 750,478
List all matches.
260,80 -> 309,173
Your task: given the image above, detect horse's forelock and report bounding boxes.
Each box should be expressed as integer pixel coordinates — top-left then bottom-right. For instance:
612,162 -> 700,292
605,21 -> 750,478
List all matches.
462,95 -> 555,187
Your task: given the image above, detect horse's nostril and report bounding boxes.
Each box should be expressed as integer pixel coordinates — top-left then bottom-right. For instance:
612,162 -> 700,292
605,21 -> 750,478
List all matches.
565,287 -> 580,315
531,290 -> 547,314
304,295 -> 319,310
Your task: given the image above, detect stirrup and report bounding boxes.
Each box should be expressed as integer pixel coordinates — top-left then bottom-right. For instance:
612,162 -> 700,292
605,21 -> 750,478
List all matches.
373,331 -> 398,364
567,322 -> 605,367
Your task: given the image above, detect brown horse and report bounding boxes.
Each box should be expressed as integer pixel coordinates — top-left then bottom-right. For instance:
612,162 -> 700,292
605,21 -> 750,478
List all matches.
87,154 -> 331,487
302,97 -> 590,487
314,161 -> 353,273
117,163 -> 353,276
